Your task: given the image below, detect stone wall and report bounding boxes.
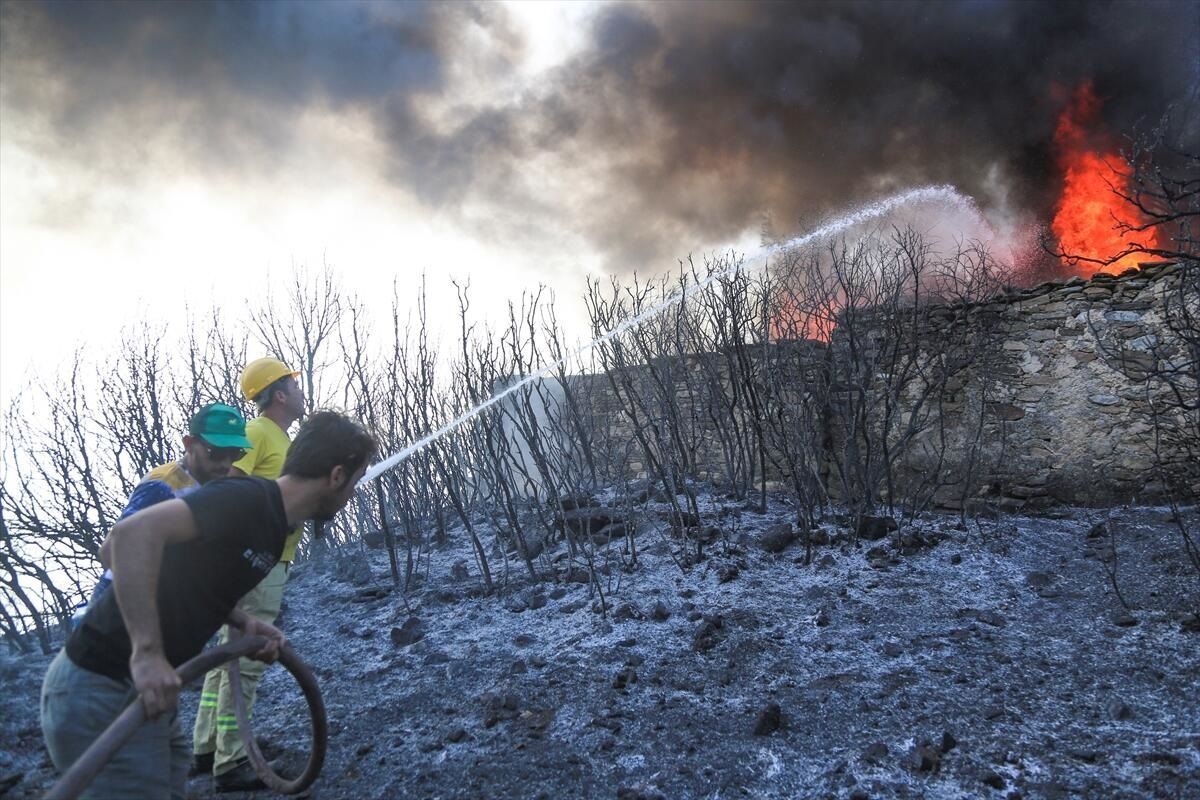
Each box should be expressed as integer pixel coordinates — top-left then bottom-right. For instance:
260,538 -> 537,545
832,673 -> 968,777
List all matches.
567,347 -> 825,487
919,260 -> 1194,507
565,261 -> 1195,508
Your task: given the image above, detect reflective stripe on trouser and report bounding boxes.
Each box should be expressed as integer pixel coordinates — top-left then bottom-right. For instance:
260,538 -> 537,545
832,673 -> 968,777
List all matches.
191,560 -> 289,775
42,650 -> 188,800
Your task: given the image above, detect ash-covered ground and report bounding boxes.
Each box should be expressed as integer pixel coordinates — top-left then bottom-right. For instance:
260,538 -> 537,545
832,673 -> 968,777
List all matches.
3,496 -> 1198,800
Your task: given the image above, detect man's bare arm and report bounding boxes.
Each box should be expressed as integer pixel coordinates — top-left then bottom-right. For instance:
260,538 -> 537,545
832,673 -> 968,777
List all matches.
104,499 -> 199,717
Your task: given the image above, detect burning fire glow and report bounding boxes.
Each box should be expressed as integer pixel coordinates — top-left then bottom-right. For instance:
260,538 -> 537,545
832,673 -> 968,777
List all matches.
765,86 -> 1167,341
768,297 -> 835,343
1051,83 -> 1161,276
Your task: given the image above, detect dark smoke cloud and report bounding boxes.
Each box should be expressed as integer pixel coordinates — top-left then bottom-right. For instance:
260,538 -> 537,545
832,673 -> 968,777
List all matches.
0,0 -> 514,182
2,0 -> 1196,272
556,0 -> 1199,267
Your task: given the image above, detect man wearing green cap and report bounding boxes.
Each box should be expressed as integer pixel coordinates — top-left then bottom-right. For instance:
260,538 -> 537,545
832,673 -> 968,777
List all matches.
140,403 -> 255,497
80,403 -> 254,610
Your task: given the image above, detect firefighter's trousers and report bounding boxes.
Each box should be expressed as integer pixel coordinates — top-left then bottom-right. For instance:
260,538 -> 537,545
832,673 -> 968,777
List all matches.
191,561 -> 289,776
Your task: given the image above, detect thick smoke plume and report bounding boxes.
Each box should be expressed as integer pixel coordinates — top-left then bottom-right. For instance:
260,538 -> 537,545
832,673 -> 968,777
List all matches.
2,0 -> 1196,274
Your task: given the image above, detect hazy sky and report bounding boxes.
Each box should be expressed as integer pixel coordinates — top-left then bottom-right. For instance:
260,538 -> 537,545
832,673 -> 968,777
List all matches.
0,1 -> 623,403
2,0 -> 1196,404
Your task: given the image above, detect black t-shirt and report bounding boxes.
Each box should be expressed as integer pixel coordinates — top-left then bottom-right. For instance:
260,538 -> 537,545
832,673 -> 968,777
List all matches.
66,477 -> 289,681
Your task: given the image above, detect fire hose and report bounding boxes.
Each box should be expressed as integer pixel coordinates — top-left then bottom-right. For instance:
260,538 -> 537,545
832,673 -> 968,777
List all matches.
44,634 -> 327,800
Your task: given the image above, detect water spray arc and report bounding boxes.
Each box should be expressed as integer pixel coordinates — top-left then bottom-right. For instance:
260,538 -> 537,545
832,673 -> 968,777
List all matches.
358,184 -> 977,487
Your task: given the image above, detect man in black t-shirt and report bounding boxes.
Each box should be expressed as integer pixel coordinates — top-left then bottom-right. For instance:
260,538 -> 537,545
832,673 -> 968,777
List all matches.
41,411 -> 376,800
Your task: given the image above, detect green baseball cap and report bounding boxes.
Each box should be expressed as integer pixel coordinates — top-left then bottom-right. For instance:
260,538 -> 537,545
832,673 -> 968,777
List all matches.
189,403 -> 253,449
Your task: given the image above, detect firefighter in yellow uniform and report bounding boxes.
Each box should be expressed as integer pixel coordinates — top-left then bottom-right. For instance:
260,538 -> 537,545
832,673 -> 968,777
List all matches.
192,357 -> 306,792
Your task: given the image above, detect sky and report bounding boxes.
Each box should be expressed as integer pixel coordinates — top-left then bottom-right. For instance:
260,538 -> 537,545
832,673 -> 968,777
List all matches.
1,0 -> 1196,405
0,0 -> 622,404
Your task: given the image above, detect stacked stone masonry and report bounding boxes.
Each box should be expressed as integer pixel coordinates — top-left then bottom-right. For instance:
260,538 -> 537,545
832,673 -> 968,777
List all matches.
567,261 -> 1195,508
934,260 -> 1195,507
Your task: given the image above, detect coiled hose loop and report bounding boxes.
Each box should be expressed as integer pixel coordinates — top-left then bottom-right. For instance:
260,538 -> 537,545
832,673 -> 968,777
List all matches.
44,636 -> 326,799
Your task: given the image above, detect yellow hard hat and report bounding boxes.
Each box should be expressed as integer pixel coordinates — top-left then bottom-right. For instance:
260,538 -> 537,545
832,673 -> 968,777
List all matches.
241,357 -> 299,402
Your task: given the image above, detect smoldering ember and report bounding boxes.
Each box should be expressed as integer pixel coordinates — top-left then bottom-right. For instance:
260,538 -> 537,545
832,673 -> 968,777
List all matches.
1,2 -> 1199,800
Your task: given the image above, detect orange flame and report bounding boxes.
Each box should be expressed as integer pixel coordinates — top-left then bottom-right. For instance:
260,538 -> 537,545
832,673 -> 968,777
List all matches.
769,296 -> 837,343
1051,83 -> 1160,275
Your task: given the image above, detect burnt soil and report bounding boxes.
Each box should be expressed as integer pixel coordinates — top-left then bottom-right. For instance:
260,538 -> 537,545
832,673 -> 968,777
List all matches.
2,500 -> 1198,799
